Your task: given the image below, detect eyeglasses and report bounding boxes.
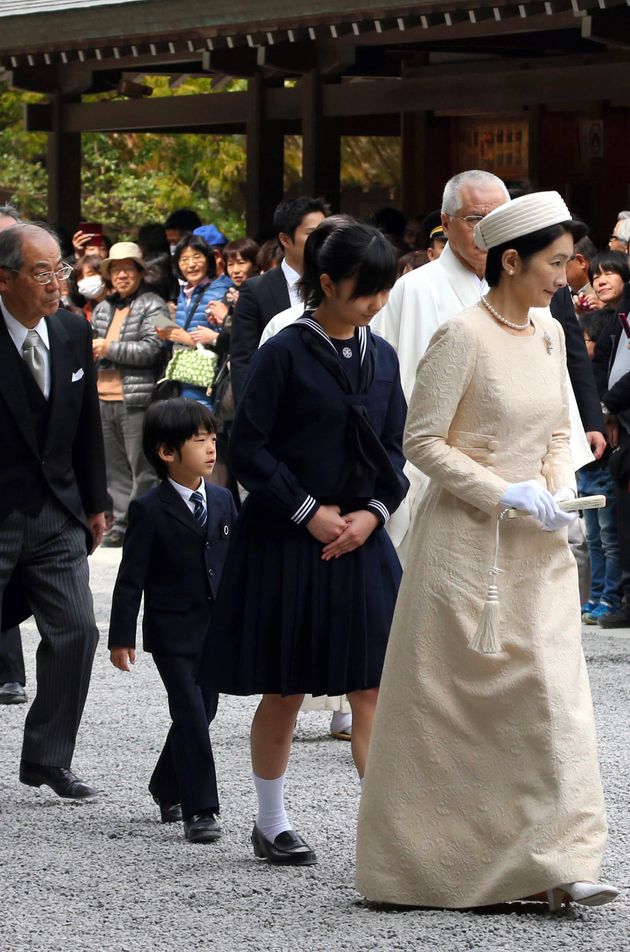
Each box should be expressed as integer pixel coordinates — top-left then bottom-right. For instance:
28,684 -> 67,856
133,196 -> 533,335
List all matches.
109,263 -> 139,275
609,235 -> 629,246
179,254 -> 206,266
450,214 -> 485,228
11,263 -> 73,286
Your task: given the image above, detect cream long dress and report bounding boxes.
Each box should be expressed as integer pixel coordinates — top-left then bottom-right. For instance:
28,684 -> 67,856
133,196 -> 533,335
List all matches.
356,305 -> 607,908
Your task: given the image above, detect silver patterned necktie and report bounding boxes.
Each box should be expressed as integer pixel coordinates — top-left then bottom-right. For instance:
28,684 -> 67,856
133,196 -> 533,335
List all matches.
190,490 -> 207,528
22,329 -> 46,395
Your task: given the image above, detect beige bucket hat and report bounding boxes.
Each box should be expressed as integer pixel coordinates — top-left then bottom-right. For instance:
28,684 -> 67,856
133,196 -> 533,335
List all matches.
101,241 -> 147,279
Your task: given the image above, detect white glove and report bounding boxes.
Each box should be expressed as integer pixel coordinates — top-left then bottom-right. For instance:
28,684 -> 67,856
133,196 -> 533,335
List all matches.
499,480 -> 558,524
540,488 -> 578,532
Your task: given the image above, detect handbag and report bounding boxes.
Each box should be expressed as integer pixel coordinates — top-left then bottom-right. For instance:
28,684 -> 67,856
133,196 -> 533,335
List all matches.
211,360 -> 235,430
164,344 -> 217,390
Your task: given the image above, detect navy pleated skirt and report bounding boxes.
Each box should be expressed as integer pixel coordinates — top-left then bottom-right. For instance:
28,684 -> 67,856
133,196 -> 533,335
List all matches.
202,495 -> 402,697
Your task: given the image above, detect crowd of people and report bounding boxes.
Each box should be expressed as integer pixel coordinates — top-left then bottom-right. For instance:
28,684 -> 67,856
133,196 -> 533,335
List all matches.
0,169 -> 628,913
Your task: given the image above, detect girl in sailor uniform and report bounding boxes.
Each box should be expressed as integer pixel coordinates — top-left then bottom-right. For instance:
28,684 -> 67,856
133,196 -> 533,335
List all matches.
198,217 -> 408,866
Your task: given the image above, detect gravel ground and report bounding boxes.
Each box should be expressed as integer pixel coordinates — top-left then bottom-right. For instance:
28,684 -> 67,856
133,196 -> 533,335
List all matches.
0,545 -> 628,952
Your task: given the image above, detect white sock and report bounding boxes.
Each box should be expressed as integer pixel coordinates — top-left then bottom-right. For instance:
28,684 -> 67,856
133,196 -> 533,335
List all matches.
330,710 -> 352,734
253,773 -> 291,841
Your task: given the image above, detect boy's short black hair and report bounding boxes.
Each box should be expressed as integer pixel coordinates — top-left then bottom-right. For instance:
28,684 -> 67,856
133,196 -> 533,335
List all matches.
143,398 -> 217,480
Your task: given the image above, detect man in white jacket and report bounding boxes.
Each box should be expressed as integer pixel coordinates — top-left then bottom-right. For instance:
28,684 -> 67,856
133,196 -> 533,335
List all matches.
371,171 -> 510,555
371,170 -> 509,403
372,170 -> 595,559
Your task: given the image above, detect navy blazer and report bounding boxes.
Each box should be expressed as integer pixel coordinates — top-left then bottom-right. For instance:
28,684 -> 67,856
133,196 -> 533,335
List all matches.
108,480 -> 237,656
229,266 -> 290,406
550,285 -> 604,434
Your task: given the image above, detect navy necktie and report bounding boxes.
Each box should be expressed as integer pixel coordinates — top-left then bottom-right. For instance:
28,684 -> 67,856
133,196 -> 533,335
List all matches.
190,490 -> 207,528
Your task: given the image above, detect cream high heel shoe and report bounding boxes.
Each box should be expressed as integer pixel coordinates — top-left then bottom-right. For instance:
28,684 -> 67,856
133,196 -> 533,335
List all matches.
547,881 -> 619,912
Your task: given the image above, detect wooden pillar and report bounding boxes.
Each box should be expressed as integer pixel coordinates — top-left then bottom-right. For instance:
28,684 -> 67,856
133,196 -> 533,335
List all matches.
246,74 -> 284,239
47,91 -> 81,234
401,111 -> 427,216
526,105 -> 542,189
301,70 -> 340,210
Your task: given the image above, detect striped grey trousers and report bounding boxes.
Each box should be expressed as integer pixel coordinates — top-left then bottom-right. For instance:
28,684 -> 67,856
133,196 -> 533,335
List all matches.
0,495 -> 98,767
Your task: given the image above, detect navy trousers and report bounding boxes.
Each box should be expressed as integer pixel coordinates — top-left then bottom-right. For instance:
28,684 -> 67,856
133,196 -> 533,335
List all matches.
149,652 -> 220,820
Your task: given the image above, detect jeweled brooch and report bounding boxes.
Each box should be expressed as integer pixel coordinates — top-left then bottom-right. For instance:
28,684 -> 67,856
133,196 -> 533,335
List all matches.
543,330 -> 554,355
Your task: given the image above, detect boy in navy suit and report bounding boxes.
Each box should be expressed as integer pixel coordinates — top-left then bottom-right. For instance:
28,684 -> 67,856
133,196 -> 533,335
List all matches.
108,398 -> 237,843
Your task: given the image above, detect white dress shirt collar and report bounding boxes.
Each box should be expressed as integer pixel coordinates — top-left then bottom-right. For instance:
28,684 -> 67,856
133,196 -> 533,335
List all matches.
1,298 -> 51,399
281,259 -> 302,308
167,476 -> 206,515
1,298 -> 50,351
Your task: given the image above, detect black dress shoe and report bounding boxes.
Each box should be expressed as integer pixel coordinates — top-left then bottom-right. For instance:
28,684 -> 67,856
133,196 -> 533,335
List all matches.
598,604 -> 630,628
251,825 -> 317,865
184,810 -> 222,843
19,762 -> 97,800
0,682 -> 27,704
152,794 -> 183,823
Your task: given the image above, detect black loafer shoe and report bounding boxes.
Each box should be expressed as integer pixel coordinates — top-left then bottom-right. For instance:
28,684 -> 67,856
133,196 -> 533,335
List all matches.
184,811 -> 222,843
0,682 -> 27,704
152,795 -> 183,823
19,762 -> 97,800
251,825 -> 317,865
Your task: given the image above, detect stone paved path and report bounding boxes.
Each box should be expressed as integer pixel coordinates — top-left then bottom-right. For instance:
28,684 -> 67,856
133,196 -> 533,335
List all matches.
0,546 -> 628,951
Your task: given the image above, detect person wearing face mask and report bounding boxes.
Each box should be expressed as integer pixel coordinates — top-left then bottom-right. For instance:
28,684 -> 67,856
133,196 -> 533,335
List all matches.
72,254 -> 108,320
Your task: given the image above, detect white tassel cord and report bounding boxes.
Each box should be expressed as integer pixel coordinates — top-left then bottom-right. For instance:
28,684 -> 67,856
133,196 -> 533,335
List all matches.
468,511 -> 507,655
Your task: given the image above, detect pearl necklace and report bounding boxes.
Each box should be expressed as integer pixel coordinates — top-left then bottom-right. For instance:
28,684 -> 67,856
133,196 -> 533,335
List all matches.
481,295 -> 531,331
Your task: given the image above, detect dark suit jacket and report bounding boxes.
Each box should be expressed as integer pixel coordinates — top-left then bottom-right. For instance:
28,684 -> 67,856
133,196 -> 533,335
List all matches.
591,284 -> 630,404
0,306 -> 107,628
229,266 -> 290,405
108,480 -> 237,656
550,286 -> 605,434
598,317 -> 630,414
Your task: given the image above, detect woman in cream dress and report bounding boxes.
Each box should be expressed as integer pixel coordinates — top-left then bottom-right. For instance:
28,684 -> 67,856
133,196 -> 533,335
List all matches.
356,193 -> 616,911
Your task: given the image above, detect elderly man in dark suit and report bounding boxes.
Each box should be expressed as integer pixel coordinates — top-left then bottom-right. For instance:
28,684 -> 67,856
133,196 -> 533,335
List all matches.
0,222 -> 107,800
229,196 -> 327,404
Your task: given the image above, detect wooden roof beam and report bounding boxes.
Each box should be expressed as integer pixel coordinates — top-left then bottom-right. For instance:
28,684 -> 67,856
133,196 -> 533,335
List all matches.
581,9 -> 630,48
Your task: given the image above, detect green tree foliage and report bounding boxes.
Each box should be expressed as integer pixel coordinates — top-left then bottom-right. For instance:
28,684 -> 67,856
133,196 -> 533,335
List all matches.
0,82 -> 48,217
80,77 -> 248,238
0,76 -> 248,237
1,75 -> 401,238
